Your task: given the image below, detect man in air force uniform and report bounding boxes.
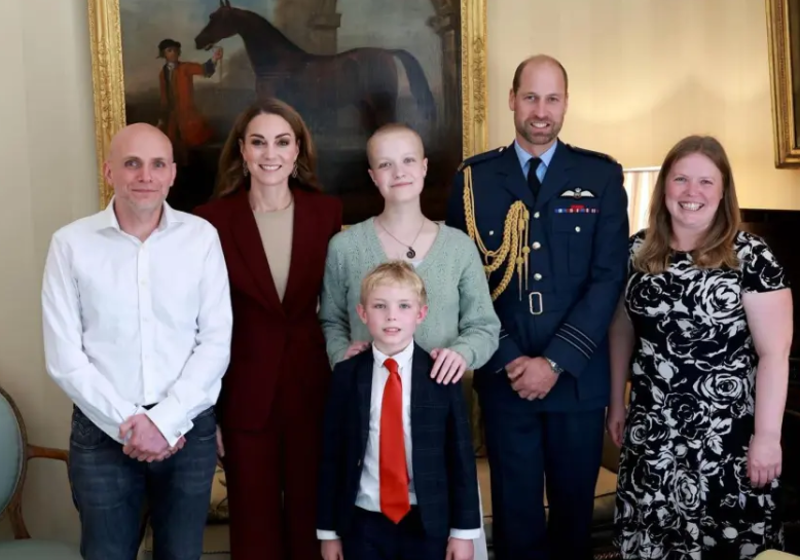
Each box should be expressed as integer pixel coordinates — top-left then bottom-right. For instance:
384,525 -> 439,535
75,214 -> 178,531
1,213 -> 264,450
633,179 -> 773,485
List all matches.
446,55 -> 630,560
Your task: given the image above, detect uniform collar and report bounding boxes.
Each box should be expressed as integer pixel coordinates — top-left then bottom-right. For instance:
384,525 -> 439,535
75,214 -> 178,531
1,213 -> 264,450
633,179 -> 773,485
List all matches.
513,138 -> 558,172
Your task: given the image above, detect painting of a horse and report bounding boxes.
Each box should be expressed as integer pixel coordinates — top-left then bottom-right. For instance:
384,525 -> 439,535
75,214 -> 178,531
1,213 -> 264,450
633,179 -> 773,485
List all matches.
100,0 -> 473,224
195,0 -> 436,132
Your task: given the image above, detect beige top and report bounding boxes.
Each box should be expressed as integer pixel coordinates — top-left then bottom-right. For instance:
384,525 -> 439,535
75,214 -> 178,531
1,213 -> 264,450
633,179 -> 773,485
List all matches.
253,200 -> 294,301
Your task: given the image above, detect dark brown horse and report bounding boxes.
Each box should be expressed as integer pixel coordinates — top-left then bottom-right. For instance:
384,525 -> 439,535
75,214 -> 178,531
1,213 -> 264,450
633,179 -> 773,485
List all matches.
195,0 -> 436,132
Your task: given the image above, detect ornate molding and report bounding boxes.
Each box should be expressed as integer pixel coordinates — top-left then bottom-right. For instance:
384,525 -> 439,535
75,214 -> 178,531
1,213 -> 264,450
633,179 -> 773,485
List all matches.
87,0 -> 126,208
461,0 -> 488,159
766,0 -> 800,167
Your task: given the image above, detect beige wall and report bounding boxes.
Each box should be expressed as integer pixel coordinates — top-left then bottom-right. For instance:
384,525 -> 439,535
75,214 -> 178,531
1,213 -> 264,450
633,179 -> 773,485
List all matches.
0,0 -> 97,542
487,0 -> 800,210
1,0 -> 799,544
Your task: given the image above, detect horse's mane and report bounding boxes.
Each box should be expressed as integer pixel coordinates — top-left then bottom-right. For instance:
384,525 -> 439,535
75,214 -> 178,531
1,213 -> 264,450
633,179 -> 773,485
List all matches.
232,6 -> 305,55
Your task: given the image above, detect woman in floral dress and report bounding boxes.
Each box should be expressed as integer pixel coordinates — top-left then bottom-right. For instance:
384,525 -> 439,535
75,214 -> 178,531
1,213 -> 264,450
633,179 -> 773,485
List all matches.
606,135 -> 792,559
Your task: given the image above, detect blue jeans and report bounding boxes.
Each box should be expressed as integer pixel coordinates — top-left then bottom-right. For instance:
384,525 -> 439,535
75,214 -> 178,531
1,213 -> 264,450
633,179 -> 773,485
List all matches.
68,405 -> 218,560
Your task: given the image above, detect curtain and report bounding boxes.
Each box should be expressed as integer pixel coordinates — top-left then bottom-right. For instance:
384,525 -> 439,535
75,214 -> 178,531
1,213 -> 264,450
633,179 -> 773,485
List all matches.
623,167 -> 660,234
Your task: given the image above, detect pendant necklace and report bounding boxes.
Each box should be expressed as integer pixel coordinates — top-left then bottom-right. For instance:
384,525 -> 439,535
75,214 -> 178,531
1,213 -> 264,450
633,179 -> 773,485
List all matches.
378,217 -> 426,259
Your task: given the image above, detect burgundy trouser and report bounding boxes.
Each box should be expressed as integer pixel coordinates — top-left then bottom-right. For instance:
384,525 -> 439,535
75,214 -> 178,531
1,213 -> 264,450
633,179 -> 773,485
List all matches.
222,378 -> 324,560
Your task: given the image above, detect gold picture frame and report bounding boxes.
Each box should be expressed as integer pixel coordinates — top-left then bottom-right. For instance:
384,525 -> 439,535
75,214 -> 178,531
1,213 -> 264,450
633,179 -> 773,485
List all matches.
767,0 -> 800,167
87,0 -> 488,218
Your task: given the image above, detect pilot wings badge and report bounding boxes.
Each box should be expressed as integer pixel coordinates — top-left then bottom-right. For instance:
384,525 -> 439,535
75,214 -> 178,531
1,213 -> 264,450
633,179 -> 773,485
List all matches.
559,188 -> 596,199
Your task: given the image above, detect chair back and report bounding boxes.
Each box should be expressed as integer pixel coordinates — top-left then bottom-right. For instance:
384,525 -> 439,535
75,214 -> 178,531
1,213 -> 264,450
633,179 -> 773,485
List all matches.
0,387 -> 26,517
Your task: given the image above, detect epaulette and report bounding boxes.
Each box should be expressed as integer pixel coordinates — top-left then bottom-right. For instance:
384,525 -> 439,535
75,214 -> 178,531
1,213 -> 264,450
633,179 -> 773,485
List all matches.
456,145 -> 507,172
565,144 -> 618,164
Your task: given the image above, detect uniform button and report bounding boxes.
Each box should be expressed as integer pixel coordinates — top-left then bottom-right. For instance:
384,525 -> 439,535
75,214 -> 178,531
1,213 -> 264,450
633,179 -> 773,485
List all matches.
575,226 -> 581,233
489,230 -> 494,236
533,212 -> 540,219
532,241 -> 541,250
534,273 -> 542,281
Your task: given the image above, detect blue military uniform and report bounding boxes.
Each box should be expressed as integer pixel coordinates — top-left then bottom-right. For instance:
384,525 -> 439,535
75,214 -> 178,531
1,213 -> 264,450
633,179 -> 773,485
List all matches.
446,139 -> 629,560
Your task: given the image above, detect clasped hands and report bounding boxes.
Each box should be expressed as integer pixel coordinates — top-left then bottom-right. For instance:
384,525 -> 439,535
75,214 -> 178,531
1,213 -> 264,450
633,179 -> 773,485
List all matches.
506,356 -> 559,400
119,414 -> 185,463
343,341 -> 467,384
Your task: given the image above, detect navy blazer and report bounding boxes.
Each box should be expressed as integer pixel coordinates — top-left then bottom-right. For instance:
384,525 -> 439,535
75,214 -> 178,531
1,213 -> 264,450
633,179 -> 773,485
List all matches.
446,140 -> 629,411
316,344 -> 480,540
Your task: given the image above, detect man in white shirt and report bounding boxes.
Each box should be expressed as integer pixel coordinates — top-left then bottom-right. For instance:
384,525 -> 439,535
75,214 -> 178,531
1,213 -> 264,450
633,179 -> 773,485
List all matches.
316,261 -> 479,560
41,122 -> 232,560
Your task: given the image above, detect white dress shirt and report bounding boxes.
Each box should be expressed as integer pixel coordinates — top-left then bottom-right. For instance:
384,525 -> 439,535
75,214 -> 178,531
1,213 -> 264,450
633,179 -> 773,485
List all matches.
41,199 -> 233,447
317,341 -> 480,541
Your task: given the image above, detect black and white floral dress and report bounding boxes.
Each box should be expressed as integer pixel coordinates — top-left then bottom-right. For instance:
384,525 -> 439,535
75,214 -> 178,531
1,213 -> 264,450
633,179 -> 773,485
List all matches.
614,230 -> 788,559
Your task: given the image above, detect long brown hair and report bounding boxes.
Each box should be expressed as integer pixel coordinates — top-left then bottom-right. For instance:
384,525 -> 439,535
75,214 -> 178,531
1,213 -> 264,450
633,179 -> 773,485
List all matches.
214,98 -> 321,197
633,135 -> 740,273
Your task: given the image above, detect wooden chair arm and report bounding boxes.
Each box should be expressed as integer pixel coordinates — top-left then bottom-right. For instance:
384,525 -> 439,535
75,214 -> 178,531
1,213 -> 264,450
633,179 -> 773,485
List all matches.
27,445 -> 69,463
6,446 -> 70,539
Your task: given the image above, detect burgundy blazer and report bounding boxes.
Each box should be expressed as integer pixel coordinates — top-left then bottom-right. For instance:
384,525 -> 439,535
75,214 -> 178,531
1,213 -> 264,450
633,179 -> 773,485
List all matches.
194,187 -> 343,431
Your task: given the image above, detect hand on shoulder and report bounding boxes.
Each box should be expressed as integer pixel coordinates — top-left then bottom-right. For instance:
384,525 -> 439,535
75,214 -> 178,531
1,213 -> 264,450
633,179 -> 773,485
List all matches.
430,348 -> 467,385
343,340 -> 370,360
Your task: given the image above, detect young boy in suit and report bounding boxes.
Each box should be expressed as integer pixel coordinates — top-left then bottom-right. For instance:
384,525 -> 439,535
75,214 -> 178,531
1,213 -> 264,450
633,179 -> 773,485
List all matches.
317,261 -> 480,560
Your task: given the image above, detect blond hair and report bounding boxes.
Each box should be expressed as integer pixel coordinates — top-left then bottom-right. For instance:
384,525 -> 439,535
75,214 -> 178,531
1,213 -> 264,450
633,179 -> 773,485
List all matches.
365,123 -> 424,168
633,135 -> 740,274
359,261 -> 427,306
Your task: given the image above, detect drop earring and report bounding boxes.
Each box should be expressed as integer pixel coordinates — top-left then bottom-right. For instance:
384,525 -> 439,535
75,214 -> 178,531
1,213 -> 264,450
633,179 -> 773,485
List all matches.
291,162 -> 298,178
243,165 -> 249,177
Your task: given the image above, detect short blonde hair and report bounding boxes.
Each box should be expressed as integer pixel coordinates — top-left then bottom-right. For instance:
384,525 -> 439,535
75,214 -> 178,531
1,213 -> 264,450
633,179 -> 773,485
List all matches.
365,123 -> 424,168
359,261 -> 427,306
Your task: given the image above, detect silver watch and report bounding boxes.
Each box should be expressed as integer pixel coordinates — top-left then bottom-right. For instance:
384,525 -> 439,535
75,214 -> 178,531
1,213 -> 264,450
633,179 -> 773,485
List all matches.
545,357 -> 564,375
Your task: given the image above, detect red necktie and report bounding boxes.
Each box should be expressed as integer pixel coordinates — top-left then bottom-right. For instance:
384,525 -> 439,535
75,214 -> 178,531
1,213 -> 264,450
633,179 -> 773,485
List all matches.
379,357 -> 410,523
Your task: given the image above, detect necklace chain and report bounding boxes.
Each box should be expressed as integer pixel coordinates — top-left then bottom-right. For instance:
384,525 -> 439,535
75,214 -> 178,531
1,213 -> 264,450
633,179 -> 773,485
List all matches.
377,217 -> 426,259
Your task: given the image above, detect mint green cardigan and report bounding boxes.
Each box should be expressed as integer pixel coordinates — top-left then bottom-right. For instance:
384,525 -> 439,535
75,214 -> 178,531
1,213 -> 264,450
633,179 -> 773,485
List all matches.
319,217 -> 500,368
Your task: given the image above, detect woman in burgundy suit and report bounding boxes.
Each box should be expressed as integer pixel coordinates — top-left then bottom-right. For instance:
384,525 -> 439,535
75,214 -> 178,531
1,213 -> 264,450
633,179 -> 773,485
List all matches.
194,98 -> 342,560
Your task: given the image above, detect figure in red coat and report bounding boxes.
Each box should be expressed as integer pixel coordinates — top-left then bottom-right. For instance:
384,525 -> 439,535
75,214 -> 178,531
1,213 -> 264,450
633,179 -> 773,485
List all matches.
156,38 -> 223,163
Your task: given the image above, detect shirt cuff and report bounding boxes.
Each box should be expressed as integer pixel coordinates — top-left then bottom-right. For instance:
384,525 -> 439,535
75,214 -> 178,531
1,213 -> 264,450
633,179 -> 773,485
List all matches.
316,530 -> 340,540
449,528 -> 481,540
144,397 -> 193,448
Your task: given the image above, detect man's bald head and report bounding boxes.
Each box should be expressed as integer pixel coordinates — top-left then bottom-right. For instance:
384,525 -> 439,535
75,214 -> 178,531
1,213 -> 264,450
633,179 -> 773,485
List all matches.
512,55 -> 569,96
107,123 -> 173,163
104,122 -> 177,217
